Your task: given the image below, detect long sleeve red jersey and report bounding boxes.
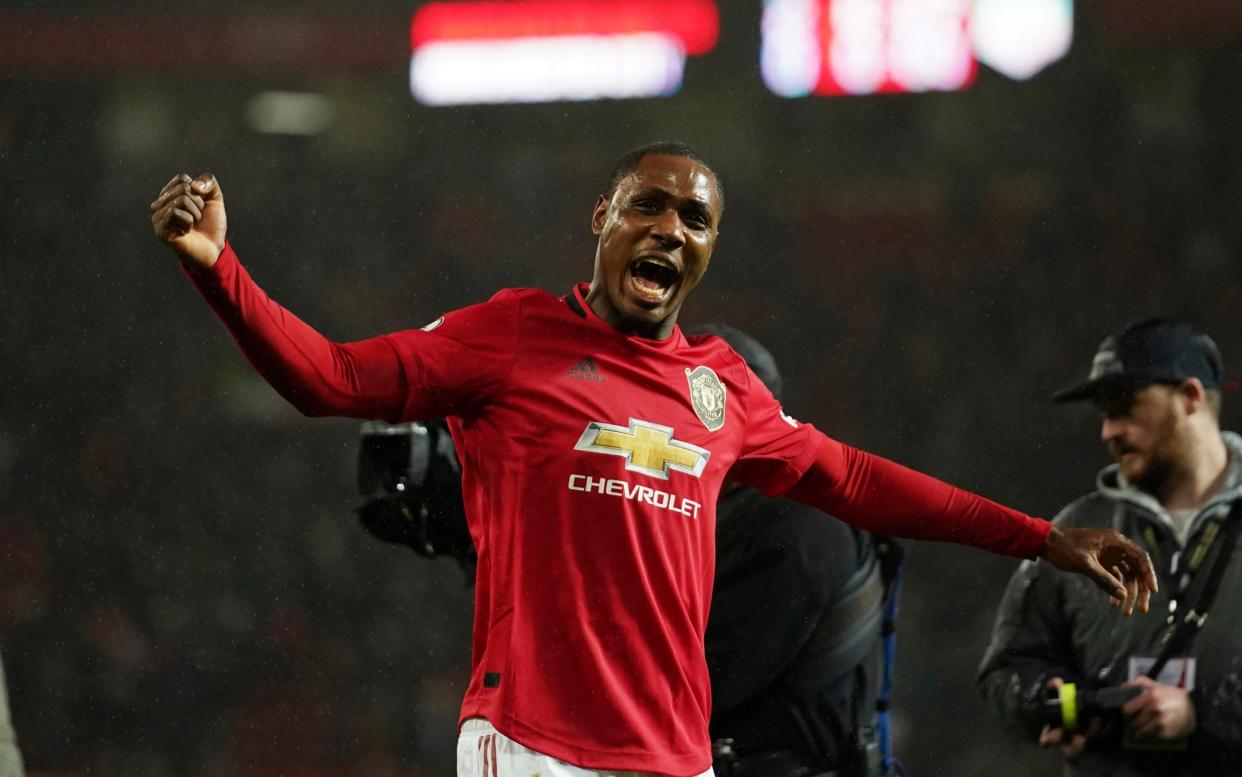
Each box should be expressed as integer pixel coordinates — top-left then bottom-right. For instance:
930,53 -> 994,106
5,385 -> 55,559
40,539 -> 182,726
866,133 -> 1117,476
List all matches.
186,244 -> 1049,775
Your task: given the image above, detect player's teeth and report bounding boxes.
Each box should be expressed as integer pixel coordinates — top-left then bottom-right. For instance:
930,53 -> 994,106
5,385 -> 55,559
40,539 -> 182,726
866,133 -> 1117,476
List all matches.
629,273 -> 667,298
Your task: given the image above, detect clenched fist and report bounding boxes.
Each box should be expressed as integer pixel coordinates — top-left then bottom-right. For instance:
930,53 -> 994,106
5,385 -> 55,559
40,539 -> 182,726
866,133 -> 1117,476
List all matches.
150,172 -> 227,271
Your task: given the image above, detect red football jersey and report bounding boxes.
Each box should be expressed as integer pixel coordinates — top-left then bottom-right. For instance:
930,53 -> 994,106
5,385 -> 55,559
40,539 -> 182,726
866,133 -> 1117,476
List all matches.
186,244 -> 1051,777
379,284 -> 818,775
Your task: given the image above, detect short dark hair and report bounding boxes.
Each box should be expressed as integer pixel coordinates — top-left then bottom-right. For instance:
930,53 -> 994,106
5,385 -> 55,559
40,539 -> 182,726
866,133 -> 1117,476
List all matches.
605,142 -> 724,212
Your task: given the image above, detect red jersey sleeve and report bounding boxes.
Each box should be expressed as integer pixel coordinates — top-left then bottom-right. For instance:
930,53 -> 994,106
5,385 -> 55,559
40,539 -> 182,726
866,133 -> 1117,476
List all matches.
184,243 -> 516,422
380,290 -> 520,420
786,435 -> 1052,558
185,243 -> 408,420
728,367 -> 822,496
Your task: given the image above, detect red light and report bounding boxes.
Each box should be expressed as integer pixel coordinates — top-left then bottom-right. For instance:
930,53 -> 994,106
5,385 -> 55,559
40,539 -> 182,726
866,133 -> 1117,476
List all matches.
761,0 -> 977,97
817,0 -> 974,95
411,0 -> 720,55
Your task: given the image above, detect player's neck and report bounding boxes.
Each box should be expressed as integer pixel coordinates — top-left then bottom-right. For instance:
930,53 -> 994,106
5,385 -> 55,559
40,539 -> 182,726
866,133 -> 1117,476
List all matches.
584,288 -> 677,341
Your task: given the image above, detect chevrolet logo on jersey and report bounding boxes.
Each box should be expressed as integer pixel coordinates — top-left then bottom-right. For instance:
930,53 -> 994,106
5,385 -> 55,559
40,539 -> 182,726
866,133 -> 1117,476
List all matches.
574,418 -> 710,480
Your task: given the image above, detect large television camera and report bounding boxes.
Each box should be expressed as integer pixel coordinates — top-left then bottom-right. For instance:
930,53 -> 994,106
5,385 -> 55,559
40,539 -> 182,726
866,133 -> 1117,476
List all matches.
355,419 -> 476,574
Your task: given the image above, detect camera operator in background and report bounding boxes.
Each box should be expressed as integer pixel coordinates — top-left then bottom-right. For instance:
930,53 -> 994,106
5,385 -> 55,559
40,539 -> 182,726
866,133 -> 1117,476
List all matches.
978,318 -> 1242,776
356,324 -> 902,777
355,418 -> 475,579
693,326 -> 900,777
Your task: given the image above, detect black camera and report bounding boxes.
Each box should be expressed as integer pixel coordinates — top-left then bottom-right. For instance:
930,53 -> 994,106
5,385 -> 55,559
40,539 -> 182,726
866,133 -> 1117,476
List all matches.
355,419 -> 476,572
1041,682 -> 1141,731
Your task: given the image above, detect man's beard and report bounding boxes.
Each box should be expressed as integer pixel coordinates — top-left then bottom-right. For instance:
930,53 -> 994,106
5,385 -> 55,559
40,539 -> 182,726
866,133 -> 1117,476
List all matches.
1113,414 -> 1186,499
1123,450 -> 1179,497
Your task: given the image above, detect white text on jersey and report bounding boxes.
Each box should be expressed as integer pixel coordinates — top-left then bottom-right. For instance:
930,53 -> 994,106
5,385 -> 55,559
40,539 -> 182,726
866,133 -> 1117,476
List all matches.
567,474 -> 702,519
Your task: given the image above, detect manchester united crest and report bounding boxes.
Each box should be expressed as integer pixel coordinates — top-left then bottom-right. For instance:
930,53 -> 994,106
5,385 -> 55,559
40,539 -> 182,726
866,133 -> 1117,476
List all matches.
685,365 -> 726,432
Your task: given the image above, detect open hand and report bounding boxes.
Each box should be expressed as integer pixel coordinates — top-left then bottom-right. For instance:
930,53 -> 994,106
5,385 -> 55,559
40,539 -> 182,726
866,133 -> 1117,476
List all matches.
1039,526 -> 1157,615
150,172 -> 226,270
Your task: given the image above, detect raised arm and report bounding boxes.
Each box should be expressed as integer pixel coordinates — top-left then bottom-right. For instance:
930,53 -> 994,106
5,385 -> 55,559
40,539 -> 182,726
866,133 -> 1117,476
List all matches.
785,434 -> 1156,613
150,173 -> 407,420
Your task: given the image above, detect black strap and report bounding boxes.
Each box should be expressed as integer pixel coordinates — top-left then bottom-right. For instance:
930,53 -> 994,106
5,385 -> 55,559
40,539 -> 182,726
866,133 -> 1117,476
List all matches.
1146,506 -> 1242,679
782,561 -> 885,693
776,556 -> 885,773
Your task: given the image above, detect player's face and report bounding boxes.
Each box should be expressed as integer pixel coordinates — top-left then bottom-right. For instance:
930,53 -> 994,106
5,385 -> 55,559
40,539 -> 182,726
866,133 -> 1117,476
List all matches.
586,154 -> 721,339
1097,384 -> 1191,493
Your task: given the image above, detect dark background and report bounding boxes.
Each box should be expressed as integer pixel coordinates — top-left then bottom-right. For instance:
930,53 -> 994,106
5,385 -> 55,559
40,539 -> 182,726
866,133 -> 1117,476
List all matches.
3,2 -> 1241,775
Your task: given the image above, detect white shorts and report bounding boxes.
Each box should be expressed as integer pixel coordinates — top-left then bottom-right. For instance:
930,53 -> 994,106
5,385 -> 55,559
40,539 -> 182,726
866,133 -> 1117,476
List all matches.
457,718 -> 714,777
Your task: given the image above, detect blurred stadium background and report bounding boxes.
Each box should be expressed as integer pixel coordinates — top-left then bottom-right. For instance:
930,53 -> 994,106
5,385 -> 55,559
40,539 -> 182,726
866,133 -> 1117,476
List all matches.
2,1 -> 1241,775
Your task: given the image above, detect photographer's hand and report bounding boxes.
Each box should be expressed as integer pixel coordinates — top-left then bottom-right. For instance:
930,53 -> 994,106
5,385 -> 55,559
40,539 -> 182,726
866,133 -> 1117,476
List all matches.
1122,676 -> 1196,741
150,172 -> 226,271
1039,677 -> 1099,762
1039,526 -> 1157,615
1040,724 -> 1088,761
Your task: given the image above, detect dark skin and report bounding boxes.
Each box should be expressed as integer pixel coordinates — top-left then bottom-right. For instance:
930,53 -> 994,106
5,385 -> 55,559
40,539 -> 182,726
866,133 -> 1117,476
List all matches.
150,173 -> 224,271
1040,525 -> 1153,614
150,163 -> 1156,613
585,153 -> 720,340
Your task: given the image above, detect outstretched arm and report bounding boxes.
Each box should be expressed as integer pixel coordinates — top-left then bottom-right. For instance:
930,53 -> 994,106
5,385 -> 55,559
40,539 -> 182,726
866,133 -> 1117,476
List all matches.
785,434 -> 1156,613
150,173 -> 407,420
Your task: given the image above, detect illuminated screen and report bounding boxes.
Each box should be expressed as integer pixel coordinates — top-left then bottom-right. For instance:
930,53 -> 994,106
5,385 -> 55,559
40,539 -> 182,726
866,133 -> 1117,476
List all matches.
761,0 -> 1072,98
410,0 -> 720,105
971,0 -> 1073,81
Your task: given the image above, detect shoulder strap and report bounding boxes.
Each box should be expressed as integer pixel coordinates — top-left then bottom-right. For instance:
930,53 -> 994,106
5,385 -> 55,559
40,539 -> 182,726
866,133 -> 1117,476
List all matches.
782,559 -> 885,692
1146,504 -> 1242,679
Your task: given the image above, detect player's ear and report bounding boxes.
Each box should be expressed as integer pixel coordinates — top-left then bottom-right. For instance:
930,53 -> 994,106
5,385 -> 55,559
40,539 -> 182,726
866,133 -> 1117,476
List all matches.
591,194 -> 608,236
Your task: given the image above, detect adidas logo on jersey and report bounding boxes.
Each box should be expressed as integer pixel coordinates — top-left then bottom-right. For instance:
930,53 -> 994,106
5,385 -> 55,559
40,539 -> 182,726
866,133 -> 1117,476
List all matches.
566,356 -> 605,382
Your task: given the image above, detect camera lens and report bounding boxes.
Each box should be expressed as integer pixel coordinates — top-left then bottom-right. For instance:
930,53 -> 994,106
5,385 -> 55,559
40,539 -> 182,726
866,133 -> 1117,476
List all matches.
1043,683 -> 1080,730
1042,683 -> 1143,730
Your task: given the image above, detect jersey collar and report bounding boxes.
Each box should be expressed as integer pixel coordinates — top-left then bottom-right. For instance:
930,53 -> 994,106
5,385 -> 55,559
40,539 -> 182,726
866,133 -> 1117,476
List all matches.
567,283 -> 686,350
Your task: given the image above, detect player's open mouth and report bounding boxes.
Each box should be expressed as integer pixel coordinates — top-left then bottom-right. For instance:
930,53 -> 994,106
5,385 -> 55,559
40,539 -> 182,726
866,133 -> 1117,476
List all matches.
627,256 -> 680,303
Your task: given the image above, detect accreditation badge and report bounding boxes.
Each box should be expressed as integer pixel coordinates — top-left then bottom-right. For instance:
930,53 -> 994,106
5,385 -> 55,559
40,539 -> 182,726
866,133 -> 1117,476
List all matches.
1122,656 -> 1196,751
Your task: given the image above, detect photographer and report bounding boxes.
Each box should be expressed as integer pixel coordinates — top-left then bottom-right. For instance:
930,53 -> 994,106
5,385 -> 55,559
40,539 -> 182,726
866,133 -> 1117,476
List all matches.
978,318 -> 1242,776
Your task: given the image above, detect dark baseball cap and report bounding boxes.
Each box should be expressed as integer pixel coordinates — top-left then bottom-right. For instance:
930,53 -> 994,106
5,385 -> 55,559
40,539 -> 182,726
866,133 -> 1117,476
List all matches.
1052,317 -> 1225,403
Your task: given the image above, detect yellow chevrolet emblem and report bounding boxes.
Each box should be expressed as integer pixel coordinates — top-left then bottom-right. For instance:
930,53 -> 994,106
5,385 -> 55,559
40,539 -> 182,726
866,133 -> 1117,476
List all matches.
574,418 -> 710,480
